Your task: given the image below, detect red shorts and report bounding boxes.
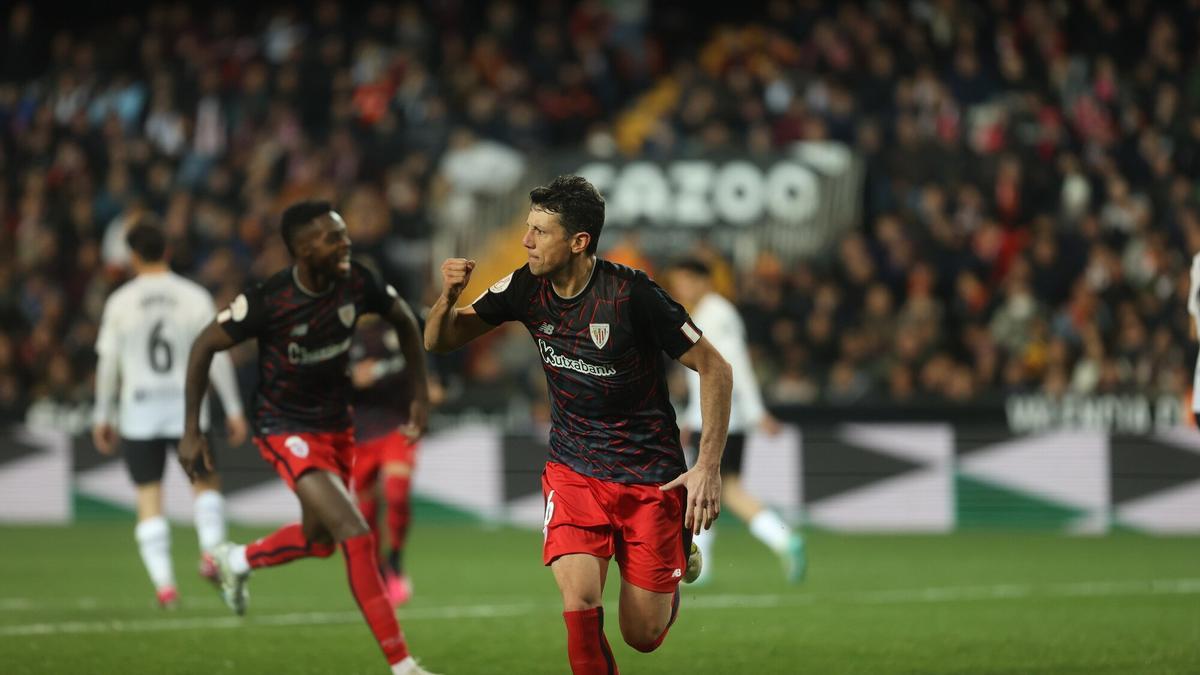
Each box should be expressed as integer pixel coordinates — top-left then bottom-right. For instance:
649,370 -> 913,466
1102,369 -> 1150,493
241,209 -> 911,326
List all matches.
255,429 -> 355,490
351,430 -> 418,491
541,461 -> 688,594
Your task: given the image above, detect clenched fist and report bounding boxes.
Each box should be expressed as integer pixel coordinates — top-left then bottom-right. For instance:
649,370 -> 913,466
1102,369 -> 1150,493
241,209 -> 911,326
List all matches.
440,258 -> 476,304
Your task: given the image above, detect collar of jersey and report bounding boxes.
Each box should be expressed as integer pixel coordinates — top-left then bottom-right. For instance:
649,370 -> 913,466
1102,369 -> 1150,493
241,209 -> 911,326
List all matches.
550,256 -> 598,302
292,266 -> 336,298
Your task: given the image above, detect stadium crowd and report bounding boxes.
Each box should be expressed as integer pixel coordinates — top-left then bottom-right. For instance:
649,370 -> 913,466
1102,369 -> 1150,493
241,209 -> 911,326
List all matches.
2,0 -> 1199,426
664,0 -> 1200,407
0,0 -> 662,424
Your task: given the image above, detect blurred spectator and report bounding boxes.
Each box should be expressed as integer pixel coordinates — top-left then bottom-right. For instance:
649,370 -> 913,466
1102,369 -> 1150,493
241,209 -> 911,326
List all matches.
4,1 -> 1200,424
0,1 -> 657,426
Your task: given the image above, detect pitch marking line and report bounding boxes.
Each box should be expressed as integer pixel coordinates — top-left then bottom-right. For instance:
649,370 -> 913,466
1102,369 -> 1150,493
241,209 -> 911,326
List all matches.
2,578 -> 1198,637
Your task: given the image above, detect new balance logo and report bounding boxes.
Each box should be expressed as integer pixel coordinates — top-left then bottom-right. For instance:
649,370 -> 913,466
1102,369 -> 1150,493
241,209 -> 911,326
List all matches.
538,323 -> 554,335
672,568 -> 683,578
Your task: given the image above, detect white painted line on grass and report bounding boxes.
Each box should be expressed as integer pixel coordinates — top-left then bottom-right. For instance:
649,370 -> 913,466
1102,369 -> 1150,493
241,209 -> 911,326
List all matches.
0,604 -> 538,637
2,578 -> 1198,637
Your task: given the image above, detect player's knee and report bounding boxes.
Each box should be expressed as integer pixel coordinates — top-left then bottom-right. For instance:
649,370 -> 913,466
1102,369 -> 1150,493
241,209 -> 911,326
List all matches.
382,461 -> 411,477
561,592 -> 603,611
619,613 -> 670,652
621,623 -> 667,653
302,529 -> 336,558
301,519 -> 336,549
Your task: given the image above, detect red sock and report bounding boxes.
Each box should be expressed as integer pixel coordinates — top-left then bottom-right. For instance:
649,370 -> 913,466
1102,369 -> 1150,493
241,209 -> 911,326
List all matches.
356,492 -> 380,549
245,523 -> 335,569
563,607 -> 618,675
342,533 -> 409,665
384,474 -> 411,554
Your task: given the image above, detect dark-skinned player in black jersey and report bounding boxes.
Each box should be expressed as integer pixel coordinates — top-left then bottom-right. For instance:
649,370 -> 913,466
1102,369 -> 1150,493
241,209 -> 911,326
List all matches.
178,201 -> 438,675
425,175 -> 733,675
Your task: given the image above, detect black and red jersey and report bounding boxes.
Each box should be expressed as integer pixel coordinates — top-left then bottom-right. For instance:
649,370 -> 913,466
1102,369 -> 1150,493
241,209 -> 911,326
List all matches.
350,318 -> 417,443
217,259 -> 396,435
472,259 -> 702,484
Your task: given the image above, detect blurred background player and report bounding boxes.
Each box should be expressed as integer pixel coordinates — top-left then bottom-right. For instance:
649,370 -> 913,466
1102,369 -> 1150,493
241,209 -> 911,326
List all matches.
425,175 -> 733,675
91,220 -> 247,608
350,311 -> 426,607
179,201 -> 436,675
670,258 -> 806,585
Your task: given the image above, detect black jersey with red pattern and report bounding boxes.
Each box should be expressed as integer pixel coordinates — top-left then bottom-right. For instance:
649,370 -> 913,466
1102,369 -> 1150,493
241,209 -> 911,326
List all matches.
216,259 -> 396,435
350,318 -> 416,443
472,259 -> 702,484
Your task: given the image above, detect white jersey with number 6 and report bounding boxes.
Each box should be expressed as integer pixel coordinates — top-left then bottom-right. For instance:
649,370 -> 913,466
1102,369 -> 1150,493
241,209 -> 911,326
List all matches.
94,271 -> 243,439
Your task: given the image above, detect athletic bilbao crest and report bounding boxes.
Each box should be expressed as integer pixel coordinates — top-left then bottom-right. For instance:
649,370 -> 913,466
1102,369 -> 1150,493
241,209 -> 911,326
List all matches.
589,323 -> 610,349
338,303 -> 356,327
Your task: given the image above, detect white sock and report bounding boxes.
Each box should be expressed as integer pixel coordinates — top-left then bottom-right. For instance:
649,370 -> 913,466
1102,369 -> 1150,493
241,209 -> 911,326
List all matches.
228,544 -> 251,576
193,490 -> 227,553
749,510 -> 792,553
694,525 -> 715,576
391,656 -> 417,674
135,516 -> 175,590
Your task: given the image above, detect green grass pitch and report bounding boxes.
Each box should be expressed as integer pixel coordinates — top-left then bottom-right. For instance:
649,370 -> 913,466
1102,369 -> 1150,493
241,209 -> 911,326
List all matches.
1,522 -> 1197,674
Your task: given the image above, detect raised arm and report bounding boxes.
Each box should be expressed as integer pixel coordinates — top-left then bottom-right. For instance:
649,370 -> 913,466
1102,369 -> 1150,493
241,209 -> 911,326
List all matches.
424,258 -> 498,353
382,296 -> 432,438
180,321 -> 239,479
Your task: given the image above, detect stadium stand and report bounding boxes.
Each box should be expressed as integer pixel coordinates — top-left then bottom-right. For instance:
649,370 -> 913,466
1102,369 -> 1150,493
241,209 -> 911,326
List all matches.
2,0 -> 1199,425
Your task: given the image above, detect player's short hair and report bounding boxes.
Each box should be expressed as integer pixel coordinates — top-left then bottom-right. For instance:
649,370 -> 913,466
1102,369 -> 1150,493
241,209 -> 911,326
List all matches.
280,200 -> 333,256
125,219 -> 166,263
529,175 -> 605,255
672,257 -> 712,278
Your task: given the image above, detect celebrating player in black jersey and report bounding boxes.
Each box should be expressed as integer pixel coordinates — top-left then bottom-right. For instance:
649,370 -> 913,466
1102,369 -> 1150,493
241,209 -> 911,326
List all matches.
179,201 -> 437,675
425,175 -> 733,675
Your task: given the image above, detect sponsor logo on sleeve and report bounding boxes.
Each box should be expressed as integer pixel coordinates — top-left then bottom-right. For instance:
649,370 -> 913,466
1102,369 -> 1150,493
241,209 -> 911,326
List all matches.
219,294 -> 248,323
490,273 -> 513,294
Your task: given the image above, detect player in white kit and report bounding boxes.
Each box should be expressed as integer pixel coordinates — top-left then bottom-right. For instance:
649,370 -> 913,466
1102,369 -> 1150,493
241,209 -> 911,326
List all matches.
670,258 -> 806,585
92,221 -> 248,608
